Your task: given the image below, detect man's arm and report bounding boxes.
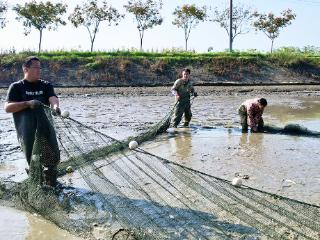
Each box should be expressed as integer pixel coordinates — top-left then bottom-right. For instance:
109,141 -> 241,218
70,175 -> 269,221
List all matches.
171,80 -> 180,92
189,83 -> 198,97
189,83 -> 195,94
49,96 -> 59,108
4,83 -> 35,113
247,105 -> 257,130
4,100 -> 42,113
49,96 -> 61,115
171,80 -> 181,100
4,101 -> 31,113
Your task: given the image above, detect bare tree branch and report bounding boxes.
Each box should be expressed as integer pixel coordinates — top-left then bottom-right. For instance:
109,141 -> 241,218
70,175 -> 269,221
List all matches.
172,4 -> 207,51
253,9 -> 296,53
124,0 -> 163,51
69,0 -> 124,52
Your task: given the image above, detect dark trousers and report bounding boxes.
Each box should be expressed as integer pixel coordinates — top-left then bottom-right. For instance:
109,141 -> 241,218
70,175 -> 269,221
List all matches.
173,101 -> 192,127
238,105 -> 264,132
17,108 -> 60,187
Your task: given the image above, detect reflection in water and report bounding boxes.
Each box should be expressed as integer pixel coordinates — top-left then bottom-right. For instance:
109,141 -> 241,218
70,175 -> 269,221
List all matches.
0,164 -> 17,171
0,206 -> 82,240
239,133 -> 264,148
268,97 -> 320,130
170,132 -> 192,162
26,213 -> 83,240
238,133 -> 264,163
0,206 -> 27,240
144,127 -> 320,205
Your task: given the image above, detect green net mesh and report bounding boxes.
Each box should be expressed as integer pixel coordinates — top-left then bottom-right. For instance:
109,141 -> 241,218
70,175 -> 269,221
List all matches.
264,124 -> 320,137
2,104 -> 320,240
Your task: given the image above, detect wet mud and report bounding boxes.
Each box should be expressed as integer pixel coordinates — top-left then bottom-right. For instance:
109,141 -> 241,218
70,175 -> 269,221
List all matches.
0,86 -> 319,238
0,206 -> 83,240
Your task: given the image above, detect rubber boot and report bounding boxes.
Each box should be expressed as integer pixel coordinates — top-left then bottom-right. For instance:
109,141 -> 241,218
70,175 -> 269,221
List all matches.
183,122 -> 189,127
43,166 -> 58,187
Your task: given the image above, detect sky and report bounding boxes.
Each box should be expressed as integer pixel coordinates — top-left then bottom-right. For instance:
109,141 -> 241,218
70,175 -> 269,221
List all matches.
0,0 -> 319,53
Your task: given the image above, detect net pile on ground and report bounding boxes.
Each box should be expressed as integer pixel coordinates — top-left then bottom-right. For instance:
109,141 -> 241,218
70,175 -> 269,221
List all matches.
264,124 -> 320,137
14,106 -> 320,239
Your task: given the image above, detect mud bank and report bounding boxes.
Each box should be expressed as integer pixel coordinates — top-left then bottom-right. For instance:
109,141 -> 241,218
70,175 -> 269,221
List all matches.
1,54 -> 320,87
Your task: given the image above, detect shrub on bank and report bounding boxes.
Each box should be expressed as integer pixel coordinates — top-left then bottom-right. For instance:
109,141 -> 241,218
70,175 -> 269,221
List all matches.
0,49 -> 319,86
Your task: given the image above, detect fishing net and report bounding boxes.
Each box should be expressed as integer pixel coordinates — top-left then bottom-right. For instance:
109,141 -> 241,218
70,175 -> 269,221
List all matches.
2,104 -> 320,240
264,124 -> 320,137
13,107 -> 60,168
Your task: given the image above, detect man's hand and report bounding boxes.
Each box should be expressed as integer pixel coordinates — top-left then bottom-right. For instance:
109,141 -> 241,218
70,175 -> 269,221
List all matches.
52,106 -> 61,116
27,100 -> 42,109
193,92 -> 198,97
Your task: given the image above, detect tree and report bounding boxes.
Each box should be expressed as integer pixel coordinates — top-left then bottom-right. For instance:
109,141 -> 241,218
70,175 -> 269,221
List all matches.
0,0 -> 8,29
124,0 -> 163,51
13,1 -> 67,53
212,4 -> 254,51
253,9 -> 296,53
172,4 -> 207,51
69,0 -> 123,52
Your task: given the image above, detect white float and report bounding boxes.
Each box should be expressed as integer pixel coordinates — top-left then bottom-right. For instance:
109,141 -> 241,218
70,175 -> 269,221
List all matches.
129,140 -> 138,150
61,110 -> 70,118
66,165 -> 74,173
232,177 -> 242,187
166,128 -> 175,133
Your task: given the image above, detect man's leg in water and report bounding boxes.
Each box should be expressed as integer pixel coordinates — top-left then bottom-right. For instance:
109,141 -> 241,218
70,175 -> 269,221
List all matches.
238,105 -> 248,133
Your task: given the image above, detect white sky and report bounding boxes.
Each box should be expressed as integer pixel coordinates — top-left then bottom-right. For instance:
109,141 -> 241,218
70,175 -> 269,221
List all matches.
0,0 -> 319,53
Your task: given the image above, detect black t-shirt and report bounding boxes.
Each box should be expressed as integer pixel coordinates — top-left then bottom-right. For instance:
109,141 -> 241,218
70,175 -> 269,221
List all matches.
6,79 -> 57,106
6,79 -> 59,164
6,79 -> 57,146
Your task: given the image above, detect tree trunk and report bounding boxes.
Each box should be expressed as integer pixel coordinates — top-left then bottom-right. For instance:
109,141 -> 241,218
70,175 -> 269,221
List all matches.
270,39 -> 274,53
91,32 -> 97,52
138,29 -> 144,51
185,38 -> 188,51
230,38 -> 233,52
229,0 -> 233,52
91,40 -> 94,52
38,30 -> 43,53
86,26 -> 95,52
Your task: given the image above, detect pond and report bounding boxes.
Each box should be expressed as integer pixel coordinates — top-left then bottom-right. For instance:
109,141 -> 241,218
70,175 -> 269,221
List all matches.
0,88 -> 319,238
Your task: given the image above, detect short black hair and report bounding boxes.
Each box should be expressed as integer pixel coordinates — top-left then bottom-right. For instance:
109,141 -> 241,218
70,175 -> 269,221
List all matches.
258,98 -> 268,106
182,68 -> 191,74
22,56 -> 40,68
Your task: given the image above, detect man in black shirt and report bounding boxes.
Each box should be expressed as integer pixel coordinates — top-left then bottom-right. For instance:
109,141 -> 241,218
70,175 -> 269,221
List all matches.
4,56 -> 61,187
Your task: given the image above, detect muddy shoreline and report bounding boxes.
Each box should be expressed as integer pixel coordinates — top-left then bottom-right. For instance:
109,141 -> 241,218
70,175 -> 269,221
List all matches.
1,85 -> 319,239
1,85 -> 320,98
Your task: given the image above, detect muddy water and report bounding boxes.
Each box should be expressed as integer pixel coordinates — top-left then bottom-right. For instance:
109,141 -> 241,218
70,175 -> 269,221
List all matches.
143,128 -> 320,204
143,96 -> 320,205
0,206 -> 83,240
1,89 -> 320,238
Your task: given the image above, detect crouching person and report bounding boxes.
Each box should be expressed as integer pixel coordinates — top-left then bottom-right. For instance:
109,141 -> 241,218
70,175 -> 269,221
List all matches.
238,98 -> 267,133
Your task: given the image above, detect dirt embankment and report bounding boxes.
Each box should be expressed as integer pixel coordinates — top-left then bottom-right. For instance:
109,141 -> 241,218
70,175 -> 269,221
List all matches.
0,57 -> 320,88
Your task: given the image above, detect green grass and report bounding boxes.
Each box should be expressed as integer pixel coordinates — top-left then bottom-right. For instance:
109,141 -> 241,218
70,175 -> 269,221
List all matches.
267,47 -> 320,67
1,48 -> 319,70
